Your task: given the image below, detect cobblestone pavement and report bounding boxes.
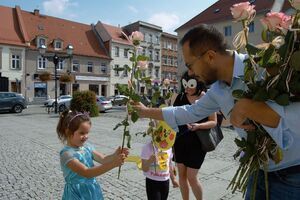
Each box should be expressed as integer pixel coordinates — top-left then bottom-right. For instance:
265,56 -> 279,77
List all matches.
0,106 -> 243,200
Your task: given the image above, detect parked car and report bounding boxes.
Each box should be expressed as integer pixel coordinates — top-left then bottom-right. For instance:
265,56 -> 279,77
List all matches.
111,95 -> 129,106
96,96 -> 112,112
0,92 -> 27,113
44,95 -> 72,107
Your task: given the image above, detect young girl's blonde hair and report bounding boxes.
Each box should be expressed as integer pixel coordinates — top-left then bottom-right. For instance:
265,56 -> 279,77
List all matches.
56,110 -> 91,143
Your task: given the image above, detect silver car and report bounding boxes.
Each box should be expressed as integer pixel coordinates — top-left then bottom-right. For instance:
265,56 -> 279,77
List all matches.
96,96 -> 112,112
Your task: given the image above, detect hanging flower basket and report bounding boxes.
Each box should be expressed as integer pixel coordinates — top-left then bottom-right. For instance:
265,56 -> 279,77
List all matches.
39,72 -> 51,82
59,73 -> 73,83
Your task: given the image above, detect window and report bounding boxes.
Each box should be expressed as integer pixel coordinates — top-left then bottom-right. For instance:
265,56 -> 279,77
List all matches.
149,50 -> 153,61
72,60 -> 80,72
142,48 -> 146,56
87,62 -> 93,72
149,34 -> 153,43
101,63 -> 107,74
174,58 -> 178,66
11,54 -> 21,69
123,65 -> 128,77
148,67 -> 152,76
39,38 -> 46,47
54,41 -> 62,50
155,51 -> 159,61
155,67 -> 159,78
168,57 -> 172,65
224,26 -> 232,36
162,56 -> 167,65
37,56 -> 47,69
57,60 -> 64,70
114,64 -> 119,76
124,49 -> 128,58
34,82 -> 47,97
156,36 -> 159,44
114,46 -> 119,57
249,22 -> 255,33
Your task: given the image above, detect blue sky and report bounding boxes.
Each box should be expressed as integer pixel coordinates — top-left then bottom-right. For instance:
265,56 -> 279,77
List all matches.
0,0 -> 218,33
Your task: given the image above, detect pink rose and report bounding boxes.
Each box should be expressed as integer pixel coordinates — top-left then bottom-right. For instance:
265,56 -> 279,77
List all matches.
290,0 -> 300,10
260,12 -> 292,32
231,2 -> 256,21
130,31 -> 144,46
163,78 -> 170,86
137,60 -> 148,70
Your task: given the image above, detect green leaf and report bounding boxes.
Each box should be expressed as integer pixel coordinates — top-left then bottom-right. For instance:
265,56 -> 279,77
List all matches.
130,56 -> 135,62
122,119 -> 129,126
137,55 -> 149,61
232,90 -> 246,99
261,29 -> 269,43
151,91 -> 161,105
134,70 -> 141,80
289,51 -> 300,71
262,45 -> 275,66
131,111 -> 139,122
127,104 -> 133,113
275,93 -> 290,106
113,122 -> 123,130
130,93 -> 141,102
268,88 -> 280,99
253,88 -> 269,101
246,43 -> 261,55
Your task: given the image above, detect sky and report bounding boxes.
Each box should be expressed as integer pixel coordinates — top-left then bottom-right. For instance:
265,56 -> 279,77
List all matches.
0,0 -> 218,34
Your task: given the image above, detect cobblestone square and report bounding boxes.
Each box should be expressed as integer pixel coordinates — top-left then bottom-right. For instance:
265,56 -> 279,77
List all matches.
0,106 -> 243,200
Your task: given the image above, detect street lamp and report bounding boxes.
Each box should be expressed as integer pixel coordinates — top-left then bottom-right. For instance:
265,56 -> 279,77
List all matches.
39,44 -> 73,113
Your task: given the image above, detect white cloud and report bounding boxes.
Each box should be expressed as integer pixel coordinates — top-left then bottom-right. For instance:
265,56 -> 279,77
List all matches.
43,0 -> 77,16
148,13 -> 180,33
128,6 -> 138,14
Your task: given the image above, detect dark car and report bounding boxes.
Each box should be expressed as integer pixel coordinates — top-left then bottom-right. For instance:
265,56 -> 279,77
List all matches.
0,92 -> 27,113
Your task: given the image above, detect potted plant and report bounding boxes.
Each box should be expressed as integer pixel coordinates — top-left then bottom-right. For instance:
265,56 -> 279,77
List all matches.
59,73 -> 73,83
39,71 -> 51,82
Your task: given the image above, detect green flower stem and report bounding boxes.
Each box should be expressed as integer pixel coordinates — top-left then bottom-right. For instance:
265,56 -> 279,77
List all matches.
117,116 -> 129,179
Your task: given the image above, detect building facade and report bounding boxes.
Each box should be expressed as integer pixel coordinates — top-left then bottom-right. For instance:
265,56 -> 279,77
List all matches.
94,21 -> 134,96
0,5 -> 111,102
123,21 -> 162,95
161,32 -> 178,93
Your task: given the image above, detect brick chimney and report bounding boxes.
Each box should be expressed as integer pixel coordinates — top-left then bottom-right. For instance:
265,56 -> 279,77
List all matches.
34,9 -> 39,16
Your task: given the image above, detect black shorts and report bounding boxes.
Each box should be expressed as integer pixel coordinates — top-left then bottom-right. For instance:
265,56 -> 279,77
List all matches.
173,130 -> 206,169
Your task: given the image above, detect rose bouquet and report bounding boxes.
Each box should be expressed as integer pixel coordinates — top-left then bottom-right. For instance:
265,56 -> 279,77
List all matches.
228,1 -> 300,199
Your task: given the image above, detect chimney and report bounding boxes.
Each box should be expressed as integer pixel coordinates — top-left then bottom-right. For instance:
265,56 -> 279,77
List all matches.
34,9 -> 39,16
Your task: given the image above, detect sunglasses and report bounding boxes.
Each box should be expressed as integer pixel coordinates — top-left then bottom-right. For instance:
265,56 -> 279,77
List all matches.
182,79 -> 197,89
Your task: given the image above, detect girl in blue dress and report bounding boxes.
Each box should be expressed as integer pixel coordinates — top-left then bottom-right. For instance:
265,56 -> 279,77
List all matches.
56,110 -> 129,200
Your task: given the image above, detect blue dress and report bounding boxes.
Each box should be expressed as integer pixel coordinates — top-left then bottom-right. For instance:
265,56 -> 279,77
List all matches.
60,143 -> 104,200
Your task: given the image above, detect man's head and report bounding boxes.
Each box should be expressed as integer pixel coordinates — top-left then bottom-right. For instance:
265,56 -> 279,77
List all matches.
180,24 -> 228,85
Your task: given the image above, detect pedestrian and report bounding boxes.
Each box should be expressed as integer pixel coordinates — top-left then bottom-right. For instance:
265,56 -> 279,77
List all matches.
133,24 -> 300,199
141,140 -> 179,200
171,71 -> 216,200
56,110 -> 129,200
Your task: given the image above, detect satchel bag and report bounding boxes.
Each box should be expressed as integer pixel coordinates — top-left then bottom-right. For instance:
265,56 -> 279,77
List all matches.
196,124 -> 223,152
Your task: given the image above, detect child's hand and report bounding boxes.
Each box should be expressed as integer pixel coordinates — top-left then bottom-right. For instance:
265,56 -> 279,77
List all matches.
148,154 -> 156,163
114,147 -> 129,157
112,153 -> 125,167
172,179 -> 179,188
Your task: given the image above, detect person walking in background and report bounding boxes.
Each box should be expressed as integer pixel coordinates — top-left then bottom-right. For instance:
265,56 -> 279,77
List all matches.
56,110 -> 129,200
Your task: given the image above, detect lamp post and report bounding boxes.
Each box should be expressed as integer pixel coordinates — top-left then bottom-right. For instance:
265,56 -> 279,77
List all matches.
39,44 -> 73,113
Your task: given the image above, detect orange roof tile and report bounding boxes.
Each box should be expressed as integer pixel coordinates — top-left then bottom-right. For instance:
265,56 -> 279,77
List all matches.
0,6 -> 26,47
102,23 -> 133,46
176,0 -> 292,31
20,7 -> 110,59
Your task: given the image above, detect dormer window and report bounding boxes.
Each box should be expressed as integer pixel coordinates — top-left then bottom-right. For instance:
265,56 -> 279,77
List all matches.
38,38 -> 46,48
54,40 -> 63,50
